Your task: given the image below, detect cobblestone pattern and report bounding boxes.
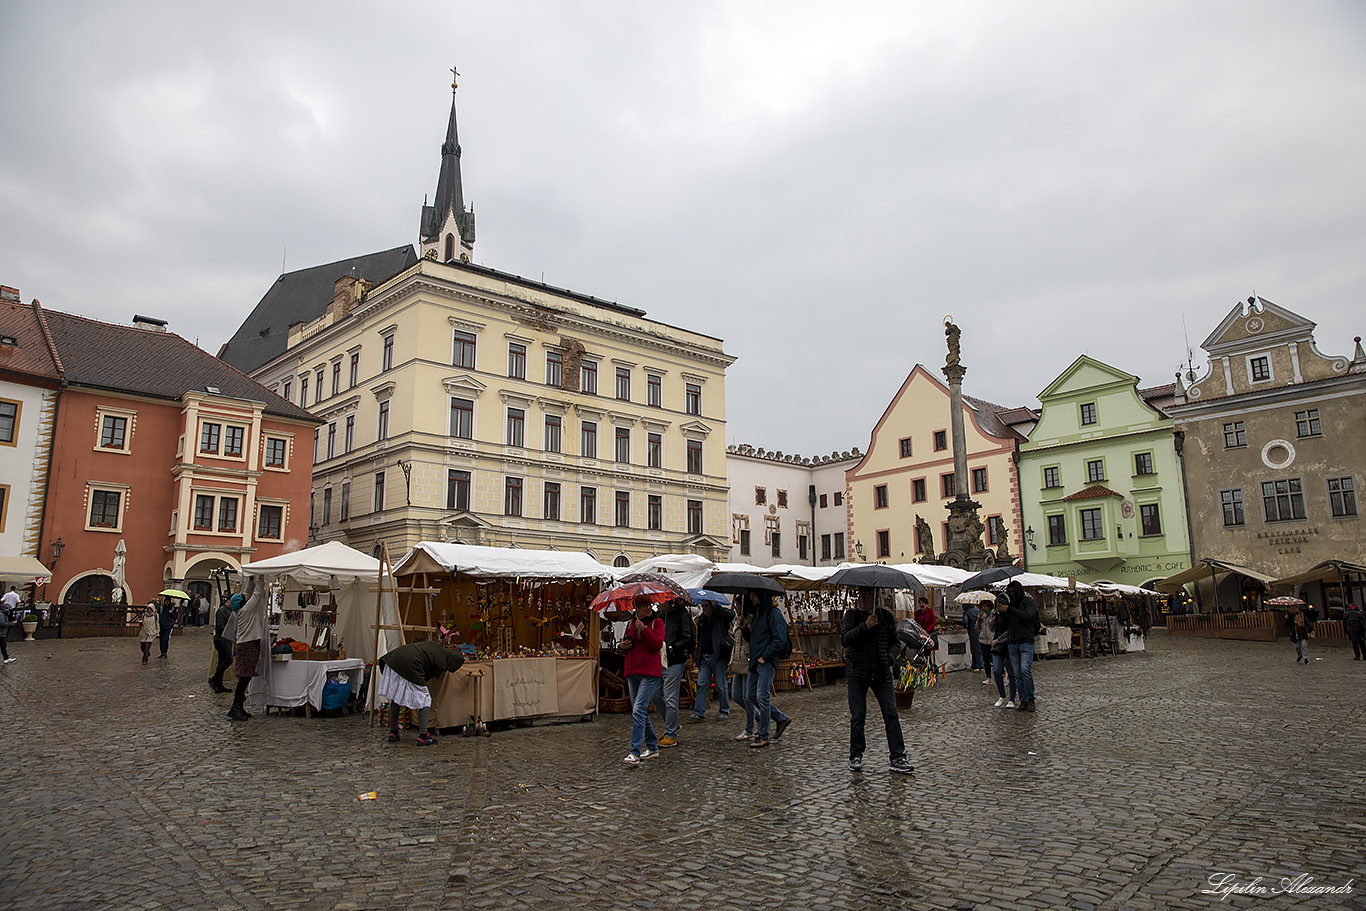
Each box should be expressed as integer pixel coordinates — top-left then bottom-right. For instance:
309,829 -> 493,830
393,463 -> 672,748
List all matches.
0,630 -> 1361,910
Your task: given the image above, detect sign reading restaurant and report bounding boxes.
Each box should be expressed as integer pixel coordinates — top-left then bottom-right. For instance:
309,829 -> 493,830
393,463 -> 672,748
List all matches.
1257,526 -> 1320,555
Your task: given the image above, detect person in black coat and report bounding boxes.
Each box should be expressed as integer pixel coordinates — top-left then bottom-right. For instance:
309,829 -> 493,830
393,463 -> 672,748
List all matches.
1344,605 -> 1365,661
1285,606 -> 1315,664
687,599 -> 735,722
1003,580 -> 1040,712
840,588 -> 913,774
157,596 -> 178,659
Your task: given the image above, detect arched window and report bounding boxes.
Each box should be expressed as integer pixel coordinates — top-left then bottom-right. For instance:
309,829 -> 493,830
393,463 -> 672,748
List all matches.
445,234 -> 455,262
613,555 -> 630,568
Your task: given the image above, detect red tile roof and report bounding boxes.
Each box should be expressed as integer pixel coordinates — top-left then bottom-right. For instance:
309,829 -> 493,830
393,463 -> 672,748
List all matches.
0,299 -> 62,382
36,305 -> 318,422
1063,484 -> 1125,501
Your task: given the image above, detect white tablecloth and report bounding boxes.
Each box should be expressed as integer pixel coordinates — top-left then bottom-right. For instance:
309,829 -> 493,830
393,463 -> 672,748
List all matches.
247,657 -> 365,710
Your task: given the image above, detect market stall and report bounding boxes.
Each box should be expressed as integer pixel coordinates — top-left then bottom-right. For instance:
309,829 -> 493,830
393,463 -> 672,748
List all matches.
389,543 -> 612,728
239,541 -> 400,713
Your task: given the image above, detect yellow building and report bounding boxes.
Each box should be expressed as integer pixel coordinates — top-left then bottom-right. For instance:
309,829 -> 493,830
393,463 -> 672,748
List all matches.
222,85 -> 734,565
846,365 -> 1028,563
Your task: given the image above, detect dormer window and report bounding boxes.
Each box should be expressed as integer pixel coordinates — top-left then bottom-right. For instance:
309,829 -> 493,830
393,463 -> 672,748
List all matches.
445,234 -> 455,262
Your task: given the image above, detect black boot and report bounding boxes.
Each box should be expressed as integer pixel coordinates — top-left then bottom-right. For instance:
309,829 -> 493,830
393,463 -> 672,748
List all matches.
228,677 -> 252,720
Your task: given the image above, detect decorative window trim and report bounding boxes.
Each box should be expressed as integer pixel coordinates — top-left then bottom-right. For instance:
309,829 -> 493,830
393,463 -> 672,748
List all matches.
537,397 -> 569,416
1245,353 -> 1274,385
0,483 -> 9,534
95,406 -> 137,455
84,481 -> 130,533
0,398 -> 20,448
500,390 -> 534,408
371,382 -> 396,401
680,420 -> 711,440
261,433 -> 293,472
448,315 -> 486,335
254,498 -> 290,542
442,374 -> 486,399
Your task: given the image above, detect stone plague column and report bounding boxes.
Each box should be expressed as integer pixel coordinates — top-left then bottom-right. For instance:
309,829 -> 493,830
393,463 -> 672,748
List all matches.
937,317 -> 992,571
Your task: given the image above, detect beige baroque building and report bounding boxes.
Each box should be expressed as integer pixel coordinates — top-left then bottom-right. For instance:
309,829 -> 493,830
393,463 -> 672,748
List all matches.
846,365 -> 1032,563
222,85 -> 734,565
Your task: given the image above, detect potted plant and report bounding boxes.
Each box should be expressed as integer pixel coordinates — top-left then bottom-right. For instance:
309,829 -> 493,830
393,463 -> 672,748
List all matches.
21,612 -> 39,639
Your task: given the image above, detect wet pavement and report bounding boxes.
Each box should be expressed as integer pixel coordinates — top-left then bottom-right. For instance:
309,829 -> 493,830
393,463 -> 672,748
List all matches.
0,628 -> 1361,910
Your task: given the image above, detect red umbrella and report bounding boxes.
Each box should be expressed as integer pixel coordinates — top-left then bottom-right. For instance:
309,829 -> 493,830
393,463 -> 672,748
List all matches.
590,573 -> 693,613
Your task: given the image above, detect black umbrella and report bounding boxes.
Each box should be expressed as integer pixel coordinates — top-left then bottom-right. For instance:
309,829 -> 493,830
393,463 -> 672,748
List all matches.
959,565 -> 1023,592
826,565 -> 926,592
703,572 -> 786,594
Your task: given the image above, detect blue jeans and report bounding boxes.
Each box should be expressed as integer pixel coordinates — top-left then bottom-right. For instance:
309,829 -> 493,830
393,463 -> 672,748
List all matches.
847,676 -> 906,761
650,663 -> 686,737
627,675 -> 661,755
691,655 -> 730,718
1007,642 -> 1035,703
963,606 -> 983,669
731,673 -> 749,729
747,660 -> 788,738
992,650 -> 1015,700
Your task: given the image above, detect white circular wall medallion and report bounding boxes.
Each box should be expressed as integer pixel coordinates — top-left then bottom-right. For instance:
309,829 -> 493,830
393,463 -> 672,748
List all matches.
1261,439 -> 1296,470
1246,317 -> 1264,333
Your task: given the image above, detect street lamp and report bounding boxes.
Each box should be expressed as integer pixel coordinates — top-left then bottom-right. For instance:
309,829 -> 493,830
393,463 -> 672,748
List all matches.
49,537 -> 65,569
854,540 -> 864,562
1024,526 -> 1036,551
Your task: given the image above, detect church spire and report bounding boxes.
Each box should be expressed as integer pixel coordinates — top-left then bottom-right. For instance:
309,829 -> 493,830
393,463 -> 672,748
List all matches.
420,67 -> 476,263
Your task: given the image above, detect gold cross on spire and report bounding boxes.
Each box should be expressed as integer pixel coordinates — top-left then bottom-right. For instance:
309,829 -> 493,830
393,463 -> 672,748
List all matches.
450,66 -> 460,92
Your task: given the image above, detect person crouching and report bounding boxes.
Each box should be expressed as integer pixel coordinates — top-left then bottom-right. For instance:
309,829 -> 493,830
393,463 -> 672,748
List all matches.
378,640 -> 466,746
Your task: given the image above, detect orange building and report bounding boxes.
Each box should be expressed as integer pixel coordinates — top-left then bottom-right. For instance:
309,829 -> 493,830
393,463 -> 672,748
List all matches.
34,307 -> 319,606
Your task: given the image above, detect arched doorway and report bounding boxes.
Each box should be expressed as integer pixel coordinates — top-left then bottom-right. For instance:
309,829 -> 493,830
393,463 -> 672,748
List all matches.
63,573 -> 116,604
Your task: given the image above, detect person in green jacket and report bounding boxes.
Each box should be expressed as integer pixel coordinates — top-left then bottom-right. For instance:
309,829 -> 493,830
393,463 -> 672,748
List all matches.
377,640 -> 466,745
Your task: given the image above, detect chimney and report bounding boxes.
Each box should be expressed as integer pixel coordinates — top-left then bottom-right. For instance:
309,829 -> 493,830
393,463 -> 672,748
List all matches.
0,286 -> 20,303
327,276 -> 368,322
133,314 -> 168,332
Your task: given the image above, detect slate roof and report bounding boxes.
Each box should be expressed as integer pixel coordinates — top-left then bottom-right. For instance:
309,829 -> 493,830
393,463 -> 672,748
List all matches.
39,307 -> 318,423
1063,484 -> 1124,501
0,298 -> 62,382
962,393 -> 1032,440
218,246 -> 419,374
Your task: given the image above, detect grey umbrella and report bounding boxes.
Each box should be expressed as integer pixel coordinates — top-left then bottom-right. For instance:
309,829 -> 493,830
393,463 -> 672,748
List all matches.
703,572 -> 786,594
959,565 -> 1023,592
826,565 -> 927,592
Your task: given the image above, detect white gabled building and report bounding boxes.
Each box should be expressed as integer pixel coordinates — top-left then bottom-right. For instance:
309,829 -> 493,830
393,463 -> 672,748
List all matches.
725,444 -> 861,567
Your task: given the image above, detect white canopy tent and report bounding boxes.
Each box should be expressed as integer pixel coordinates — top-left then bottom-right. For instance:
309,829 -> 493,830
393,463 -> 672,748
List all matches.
394,542 -> 616,581
240,541 -> 399,662
622,553 -> 716,589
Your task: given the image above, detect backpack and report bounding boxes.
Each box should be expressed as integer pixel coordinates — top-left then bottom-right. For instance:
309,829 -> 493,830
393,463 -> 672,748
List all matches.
771,608 -> 793,660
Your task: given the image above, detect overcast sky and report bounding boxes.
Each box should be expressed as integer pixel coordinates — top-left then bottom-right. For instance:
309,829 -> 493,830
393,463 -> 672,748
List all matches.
2,2 -> 1362,457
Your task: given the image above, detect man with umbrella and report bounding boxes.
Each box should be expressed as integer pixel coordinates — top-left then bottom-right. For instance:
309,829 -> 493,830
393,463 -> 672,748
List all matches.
841,587 -> 914,774
686,591 -> 734,724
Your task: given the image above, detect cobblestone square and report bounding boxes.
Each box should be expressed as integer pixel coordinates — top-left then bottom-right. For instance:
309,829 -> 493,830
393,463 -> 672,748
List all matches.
0,630 -> 1361,910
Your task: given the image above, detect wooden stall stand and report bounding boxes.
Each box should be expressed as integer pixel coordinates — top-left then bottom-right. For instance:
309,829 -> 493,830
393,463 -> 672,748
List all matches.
378,543 -> 604,730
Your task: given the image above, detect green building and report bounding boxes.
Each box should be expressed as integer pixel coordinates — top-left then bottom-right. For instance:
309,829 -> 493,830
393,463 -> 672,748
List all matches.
1019,356 -> 1191,589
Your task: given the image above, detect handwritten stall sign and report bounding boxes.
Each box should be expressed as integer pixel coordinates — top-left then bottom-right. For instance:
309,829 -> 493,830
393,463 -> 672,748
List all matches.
493,657 -> 559,719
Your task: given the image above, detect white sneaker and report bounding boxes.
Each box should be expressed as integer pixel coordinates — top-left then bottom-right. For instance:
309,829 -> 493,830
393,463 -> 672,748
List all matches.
639,748 -> 659,760
623,752 -> 641,764
1005,701 -> 1015,709
993,697 -> 1006,708
735,731 -> 753,741
981,678 -> 993,685
3,657 -> 15,664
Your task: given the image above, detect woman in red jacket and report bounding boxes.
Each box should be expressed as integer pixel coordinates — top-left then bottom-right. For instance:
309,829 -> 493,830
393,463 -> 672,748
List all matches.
621,593 -> 665,763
